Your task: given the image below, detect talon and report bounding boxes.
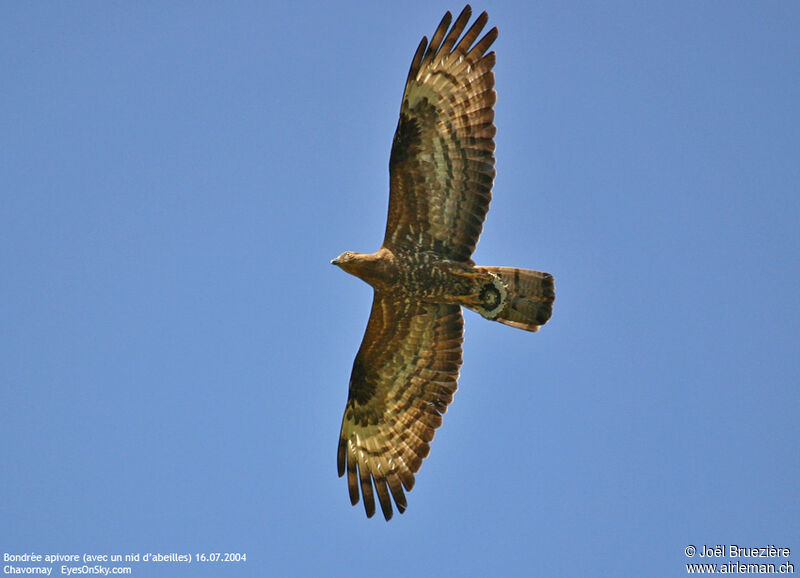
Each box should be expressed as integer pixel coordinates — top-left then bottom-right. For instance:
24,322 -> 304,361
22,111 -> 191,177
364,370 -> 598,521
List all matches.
460,292 -> 484,307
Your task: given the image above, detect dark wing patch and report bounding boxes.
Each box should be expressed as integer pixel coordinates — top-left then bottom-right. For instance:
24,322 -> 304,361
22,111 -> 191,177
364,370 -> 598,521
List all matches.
337,294 -> 463,520
385,6 -> 498,262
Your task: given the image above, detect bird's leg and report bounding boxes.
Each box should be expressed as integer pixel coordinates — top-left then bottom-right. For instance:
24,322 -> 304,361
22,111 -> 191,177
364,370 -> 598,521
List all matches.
442,266 -> 504,309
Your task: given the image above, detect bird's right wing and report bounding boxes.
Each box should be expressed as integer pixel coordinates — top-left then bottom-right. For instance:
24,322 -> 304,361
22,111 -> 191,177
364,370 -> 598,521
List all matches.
337,293 -> 463,520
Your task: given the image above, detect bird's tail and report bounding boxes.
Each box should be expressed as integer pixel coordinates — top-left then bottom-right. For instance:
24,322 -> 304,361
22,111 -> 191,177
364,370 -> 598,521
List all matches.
470,266 -> 555,332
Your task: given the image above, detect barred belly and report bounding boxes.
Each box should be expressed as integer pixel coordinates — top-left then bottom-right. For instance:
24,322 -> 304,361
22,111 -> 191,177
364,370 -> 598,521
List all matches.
393,252 -> 505,315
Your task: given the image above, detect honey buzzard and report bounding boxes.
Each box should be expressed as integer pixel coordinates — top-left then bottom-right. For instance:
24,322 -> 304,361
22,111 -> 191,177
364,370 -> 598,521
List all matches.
332,5 -> 555,520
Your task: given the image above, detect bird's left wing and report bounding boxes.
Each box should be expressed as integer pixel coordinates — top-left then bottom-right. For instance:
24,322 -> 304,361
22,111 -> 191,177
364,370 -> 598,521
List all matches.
384,6 -> 498,262
337,293 -> 463,520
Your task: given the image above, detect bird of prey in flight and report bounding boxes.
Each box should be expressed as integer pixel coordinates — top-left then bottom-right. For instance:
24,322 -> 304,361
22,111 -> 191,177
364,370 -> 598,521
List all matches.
332,5 -> 555,520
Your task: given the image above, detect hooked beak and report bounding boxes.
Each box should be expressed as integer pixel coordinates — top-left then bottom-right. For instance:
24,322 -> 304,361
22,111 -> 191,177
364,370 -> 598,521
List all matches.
331,257 -> 341,266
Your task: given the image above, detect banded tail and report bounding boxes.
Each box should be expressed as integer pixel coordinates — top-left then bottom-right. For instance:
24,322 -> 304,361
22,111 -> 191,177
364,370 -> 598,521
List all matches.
471,266 -> 555,332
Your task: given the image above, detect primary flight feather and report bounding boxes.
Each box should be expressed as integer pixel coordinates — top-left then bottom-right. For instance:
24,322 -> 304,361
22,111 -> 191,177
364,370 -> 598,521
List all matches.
332,5 -> 555,520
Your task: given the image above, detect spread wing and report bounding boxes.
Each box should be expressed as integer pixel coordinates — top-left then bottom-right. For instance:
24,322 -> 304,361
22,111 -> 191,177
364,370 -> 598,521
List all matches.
385,6 -> 498,262
337,293 -> 463,520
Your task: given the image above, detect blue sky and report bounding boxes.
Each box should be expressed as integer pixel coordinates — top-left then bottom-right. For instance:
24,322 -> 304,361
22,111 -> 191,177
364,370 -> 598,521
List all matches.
2,1 -> 799,576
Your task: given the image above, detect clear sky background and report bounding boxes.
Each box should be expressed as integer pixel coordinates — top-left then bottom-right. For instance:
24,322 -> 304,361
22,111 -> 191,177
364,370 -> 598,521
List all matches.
2,2 -> 799,576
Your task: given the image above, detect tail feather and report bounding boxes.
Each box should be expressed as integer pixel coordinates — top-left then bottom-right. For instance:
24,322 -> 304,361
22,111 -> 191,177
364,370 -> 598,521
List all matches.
474,266 -> 554,332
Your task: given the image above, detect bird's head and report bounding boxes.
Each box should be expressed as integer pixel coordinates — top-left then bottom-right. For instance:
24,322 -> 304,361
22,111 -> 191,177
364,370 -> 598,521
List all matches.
331,249 -> 389,285
331,251 -> 365,277
331,251 -> 356,267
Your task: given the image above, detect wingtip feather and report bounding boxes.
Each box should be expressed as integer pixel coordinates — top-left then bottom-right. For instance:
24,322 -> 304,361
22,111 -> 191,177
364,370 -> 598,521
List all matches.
336,437 -> 346,477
